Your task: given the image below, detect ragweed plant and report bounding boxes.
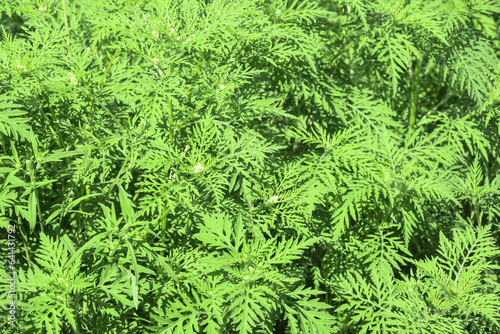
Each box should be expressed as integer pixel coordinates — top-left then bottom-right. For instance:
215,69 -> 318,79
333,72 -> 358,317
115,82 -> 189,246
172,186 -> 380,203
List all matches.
0,0 -> 499,333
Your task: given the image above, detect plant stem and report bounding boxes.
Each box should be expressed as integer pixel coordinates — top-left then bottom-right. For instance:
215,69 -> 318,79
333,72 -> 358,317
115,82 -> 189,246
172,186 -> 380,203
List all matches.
169,98 -> 174,143
62,149 -> 133,270
409,57 -> 422,129
173,100 -> 210,132
62,0 -> 71,56
35,188 -> 44,233
99,34 -> 127,85
324,37 -> 361,72
21,216 -> 32,268
0,132 -> 6,155
42,93 -> 65,148
82,88 -> 125,131
457,107 -> 482,124
416,92 -> 451,126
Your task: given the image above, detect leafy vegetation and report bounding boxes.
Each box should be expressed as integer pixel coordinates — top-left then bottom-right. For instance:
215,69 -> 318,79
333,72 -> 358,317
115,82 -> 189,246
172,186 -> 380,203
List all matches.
0,0 -> 499,333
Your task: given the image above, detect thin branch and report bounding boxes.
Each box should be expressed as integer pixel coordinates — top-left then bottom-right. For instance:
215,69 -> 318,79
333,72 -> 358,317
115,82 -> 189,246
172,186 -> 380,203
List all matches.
62,0 -> 71,56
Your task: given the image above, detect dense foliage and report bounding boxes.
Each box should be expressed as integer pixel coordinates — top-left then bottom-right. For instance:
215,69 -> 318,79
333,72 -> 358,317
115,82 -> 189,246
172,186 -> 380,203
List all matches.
1,0 -> 500,333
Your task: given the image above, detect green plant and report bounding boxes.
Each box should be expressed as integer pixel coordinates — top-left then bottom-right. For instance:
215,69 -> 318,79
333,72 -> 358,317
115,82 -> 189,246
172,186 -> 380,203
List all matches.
0,0 -> 499,333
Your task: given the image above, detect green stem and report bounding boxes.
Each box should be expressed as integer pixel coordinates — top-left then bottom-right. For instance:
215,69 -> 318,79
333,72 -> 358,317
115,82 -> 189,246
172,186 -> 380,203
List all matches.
409,57 -> 422,129
42,92 -> 65,148
0,132 -> 6,155
154,206 -> 171,230
35,188 -> 44,233
324,34 -> 364,71
62,0 -> 71,56
62,148 -> 133,270
99,34 -> 127,85
173,100 -> 210,132
278,91 -> 288,108
457,107 -> 482,124
23,239 -> 32,268
21,216 -> 32,268
169,98 -> 174,143
416,92 -> 451,126
186,50 -> 208,95
83,88 -> 125,131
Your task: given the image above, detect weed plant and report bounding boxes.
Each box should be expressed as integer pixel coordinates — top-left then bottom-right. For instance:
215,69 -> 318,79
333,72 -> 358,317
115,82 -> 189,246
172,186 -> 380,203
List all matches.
0,0 -> 500,333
